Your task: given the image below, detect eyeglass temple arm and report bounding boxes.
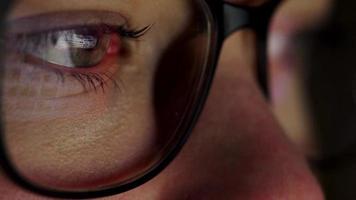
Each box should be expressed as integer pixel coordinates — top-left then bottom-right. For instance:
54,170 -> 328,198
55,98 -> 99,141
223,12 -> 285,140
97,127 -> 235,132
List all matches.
223,0 -> 282,99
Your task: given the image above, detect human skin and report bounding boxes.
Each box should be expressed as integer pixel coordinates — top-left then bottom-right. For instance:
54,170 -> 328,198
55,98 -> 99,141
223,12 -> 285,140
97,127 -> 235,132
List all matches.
0,0 -> 325,199
3,0 -> 196,188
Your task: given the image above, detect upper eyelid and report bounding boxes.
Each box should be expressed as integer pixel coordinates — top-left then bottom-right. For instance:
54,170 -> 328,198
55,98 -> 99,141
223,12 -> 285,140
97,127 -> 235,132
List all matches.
5,10 -> 131,35
4,24 -> 153,51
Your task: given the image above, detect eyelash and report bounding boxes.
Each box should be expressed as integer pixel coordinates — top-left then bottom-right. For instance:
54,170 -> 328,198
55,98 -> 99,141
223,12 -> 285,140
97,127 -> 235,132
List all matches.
14,24 -> 151,94
67,71 -> 120,94
118,25 -> 152,39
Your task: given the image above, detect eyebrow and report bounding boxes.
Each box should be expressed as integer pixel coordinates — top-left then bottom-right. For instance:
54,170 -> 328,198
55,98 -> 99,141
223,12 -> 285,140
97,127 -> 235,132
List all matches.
6,10 -> 129,34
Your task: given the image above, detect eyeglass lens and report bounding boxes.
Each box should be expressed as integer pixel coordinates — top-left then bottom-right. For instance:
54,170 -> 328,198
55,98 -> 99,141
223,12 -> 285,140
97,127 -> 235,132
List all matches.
0,0 -> 215,192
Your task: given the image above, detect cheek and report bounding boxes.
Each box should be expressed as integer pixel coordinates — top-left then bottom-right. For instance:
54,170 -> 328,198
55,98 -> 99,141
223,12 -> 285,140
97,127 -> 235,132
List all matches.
1,45 -> 160,189
0,171 -> 44,200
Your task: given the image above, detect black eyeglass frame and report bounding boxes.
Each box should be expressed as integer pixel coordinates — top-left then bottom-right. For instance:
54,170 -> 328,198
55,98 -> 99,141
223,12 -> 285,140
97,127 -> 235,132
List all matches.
0,0 -> 281,198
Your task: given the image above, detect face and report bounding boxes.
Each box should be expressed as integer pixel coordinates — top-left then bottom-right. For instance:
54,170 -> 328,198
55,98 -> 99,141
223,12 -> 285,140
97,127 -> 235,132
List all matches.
0,0 -> 327,199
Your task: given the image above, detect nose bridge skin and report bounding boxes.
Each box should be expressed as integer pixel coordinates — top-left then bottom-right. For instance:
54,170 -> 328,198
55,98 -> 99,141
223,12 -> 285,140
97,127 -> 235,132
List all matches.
145,30 -> 325,200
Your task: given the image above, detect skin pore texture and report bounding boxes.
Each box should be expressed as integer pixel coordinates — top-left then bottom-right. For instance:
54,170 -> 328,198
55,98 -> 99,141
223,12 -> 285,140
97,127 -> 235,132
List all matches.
0,0 -> 325,199
3,0 -> 196,189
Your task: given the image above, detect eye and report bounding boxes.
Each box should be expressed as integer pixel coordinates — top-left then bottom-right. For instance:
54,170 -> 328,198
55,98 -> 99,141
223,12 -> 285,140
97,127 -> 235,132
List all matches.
12,25 -> 120,69
4,24 -> 150,94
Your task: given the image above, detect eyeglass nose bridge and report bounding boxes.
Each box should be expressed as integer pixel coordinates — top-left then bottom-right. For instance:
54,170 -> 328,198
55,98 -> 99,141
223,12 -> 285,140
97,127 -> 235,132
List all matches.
223,0 -> 282,98
223,0 -> 282,37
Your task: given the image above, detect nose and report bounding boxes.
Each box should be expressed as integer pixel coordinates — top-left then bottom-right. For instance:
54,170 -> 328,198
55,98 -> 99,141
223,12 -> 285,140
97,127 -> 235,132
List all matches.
148,30 -> 325,200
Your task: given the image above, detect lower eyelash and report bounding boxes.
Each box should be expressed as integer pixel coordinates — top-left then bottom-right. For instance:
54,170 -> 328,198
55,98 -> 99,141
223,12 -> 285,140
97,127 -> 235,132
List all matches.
16,53 -> 122,95
56,70 -> 122,94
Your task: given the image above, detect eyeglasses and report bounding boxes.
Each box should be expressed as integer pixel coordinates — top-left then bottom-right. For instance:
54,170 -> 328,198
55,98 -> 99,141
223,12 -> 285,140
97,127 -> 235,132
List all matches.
0,0 -> 281,198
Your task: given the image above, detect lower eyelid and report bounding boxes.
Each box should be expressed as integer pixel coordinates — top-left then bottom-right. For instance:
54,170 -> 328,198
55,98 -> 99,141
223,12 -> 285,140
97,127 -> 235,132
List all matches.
4,47 -> 122,99
42,54 -> 121,97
